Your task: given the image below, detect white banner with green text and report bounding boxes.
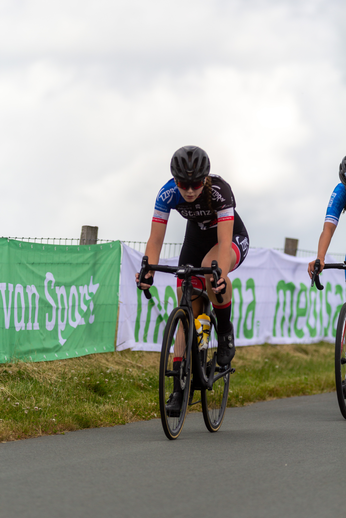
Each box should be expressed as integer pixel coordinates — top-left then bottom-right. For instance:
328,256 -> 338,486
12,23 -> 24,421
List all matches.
117,244 -> 345,351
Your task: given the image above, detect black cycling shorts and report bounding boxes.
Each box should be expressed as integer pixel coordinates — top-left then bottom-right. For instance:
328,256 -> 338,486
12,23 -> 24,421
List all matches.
177,220 -> 249,287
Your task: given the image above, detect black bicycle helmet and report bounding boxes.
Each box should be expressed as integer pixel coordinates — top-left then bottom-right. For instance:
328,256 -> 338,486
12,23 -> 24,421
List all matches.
339,156 -> 346,186
170,146 -> 211,182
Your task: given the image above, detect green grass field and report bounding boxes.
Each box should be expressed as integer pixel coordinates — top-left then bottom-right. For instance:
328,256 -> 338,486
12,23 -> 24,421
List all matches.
0,342 -> 336,442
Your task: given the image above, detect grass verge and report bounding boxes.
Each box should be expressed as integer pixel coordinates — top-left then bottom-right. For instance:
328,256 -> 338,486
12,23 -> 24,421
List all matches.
0,342 -> 335,442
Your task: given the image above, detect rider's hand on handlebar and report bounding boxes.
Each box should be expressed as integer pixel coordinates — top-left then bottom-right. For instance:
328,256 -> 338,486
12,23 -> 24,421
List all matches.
135,272 -> 154,290
308,258 -> 324,279
210,276 -> 227,295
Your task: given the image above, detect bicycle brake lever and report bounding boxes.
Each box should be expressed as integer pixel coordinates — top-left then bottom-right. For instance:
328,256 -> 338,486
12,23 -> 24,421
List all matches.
137,255 -> 152,299
143,289 -> 152,300
211,260 -> 223,304
311,259 -> 324,291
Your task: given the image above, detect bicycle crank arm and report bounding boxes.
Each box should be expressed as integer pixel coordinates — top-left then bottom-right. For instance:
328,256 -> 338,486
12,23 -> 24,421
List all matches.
189,399 -> 202,406
207,365 -> 235,389
165,367 -> 191,378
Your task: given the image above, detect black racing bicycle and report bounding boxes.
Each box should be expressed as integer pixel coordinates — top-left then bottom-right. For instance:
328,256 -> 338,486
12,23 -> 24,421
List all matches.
137,256 -> 235,440
311,259 -> 346,419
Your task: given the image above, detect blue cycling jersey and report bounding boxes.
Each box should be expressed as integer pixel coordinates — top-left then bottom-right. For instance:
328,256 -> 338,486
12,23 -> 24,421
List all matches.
325,183 -> 346,226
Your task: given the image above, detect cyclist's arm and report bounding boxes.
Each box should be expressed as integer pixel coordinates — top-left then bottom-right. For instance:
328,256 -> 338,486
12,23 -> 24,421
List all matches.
307,183 -> 346,278
136,221 -> 167,288
136,181 -> 174,288
216,218 -> 234,279
144,220 -> 167,265
308,222 -> 336,277
145,179 -> 176,264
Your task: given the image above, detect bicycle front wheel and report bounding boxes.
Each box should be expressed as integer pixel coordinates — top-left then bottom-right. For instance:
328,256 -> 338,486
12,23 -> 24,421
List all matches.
201,323 -> 230,432
335,303 -> 346,419
159,307 -> 191,440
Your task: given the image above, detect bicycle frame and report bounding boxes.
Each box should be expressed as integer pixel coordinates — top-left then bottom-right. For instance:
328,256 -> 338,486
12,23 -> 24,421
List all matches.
137,256 -> 234,390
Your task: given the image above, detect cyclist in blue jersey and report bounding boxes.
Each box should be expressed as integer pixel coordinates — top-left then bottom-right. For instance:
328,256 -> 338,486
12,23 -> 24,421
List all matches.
308,156 -> 346,278
136,146 -> 249,414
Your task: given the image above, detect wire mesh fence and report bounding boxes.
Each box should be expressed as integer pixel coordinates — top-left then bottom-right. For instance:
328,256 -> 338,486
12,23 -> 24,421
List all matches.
123,241 -> 182,258
121,243 -> 346,261
0,237 -> 182,257
2,236 -> 345,262
1,237 -> 92,246
284,249 -> 345,262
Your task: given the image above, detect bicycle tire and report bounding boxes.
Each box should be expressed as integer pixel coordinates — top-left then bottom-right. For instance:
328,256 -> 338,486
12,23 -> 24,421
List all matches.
201,321 -> 230,432
335,302 -> 346,419
159,307 -> 191,440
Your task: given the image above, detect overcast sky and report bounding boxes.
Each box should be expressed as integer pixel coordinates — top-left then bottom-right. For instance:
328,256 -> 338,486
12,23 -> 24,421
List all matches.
1,0 -> 346,254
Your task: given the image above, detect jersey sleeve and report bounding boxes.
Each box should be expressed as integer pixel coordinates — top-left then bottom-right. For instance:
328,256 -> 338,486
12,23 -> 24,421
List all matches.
217,207 -> 234,223
325,183 -> 346,226
211,176 -> 235,224
152,179 -> 179,225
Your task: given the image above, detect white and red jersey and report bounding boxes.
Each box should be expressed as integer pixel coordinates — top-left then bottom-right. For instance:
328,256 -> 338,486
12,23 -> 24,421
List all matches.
153,174 -> 245,233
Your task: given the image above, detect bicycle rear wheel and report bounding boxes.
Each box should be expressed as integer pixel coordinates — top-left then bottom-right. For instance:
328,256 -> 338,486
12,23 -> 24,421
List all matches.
159,307 -> 191,440
335,303 -> 346,419
201,321 -> 230,432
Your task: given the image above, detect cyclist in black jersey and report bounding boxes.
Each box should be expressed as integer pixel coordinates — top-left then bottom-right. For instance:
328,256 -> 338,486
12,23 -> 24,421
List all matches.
136,146 -> 249,414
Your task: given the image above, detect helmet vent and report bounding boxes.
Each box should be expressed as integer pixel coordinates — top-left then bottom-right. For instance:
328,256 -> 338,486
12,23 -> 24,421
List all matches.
174,157 -> 182,173
199,157 -> 206,172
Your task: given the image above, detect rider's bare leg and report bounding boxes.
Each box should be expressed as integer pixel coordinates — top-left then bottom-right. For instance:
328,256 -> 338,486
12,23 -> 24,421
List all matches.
202,244 -> 238,365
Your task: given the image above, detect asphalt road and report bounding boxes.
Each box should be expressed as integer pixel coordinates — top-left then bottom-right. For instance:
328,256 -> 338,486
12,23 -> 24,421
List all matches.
0,392 -> 345,518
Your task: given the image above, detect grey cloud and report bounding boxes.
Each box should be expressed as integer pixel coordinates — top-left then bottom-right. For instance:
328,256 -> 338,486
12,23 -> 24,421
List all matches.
0,0 -> 345,251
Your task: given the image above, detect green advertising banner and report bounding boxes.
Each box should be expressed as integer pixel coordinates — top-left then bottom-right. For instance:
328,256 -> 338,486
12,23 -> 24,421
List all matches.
0,239 -> 121,363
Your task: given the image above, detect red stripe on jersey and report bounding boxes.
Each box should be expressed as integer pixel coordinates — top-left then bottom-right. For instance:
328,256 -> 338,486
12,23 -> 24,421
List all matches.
152,217 -> 168,225
218,215 -> 234,223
